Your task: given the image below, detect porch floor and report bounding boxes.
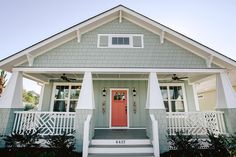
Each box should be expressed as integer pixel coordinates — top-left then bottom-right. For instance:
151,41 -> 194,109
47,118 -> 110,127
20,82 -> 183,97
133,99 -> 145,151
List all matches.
93,129 -> 148,139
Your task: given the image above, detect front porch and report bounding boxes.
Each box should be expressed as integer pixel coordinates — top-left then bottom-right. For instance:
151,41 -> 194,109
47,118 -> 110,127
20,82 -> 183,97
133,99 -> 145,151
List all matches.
1,68 -> 236,157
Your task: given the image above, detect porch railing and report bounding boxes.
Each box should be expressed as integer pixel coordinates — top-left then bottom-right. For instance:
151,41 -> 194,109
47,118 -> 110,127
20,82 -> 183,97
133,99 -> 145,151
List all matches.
13,111 -> 75,136
167,111 -> 226,135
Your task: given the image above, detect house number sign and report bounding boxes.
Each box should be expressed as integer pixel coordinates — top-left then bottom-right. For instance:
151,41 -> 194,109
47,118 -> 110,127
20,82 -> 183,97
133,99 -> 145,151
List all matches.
115,140 -> 126,144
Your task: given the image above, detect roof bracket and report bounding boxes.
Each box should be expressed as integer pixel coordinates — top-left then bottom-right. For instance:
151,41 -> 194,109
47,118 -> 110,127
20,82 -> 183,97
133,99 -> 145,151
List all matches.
205,55 -> 213,68
160,30 -> 165,44
76,29 -> 81,43
119,10 -> 122,23
26,54 -> 34,66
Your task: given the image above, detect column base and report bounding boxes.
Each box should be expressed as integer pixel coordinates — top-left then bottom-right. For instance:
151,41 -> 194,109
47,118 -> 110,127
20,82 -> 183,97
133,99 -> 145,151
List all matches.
147,109 -> 169,154
216,108 -> 236,134
74,109 -> 94,152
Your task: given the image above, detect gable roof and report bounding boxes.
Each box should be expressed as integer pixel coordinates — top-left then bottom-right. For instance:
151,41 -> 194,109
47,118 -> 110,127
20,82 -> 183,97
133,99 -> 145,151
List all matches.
1,5 -> 236,72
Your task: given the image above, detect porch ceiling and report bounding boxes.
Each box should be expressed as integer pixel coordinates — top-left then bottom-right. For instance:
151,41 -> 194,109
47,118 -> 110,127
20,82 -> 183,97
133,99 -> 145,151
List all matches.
24,72 -> 213,84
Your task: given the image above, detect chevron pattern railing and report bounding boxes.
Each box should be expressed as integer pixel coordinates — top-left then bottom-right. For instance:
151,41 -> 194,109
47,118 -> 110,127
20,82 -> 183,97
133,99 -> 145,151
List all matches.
12,111 -> 75,136
167,111 -> 226,135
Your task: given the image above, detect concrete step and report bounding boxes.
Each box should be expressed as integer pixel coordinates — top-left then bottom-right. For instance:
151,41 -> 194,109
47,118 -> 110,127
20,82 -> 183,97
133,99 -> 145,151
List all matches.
88,153 -> 154,157
88,146 -> 154,154
91,139 -> 152,146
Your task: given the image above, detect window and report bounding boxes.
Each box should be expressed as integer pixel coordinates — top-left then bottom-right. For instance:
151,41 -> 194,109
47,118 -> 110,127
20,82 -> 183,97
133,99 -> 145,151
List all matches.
97,34 -> 143,48
112,37 -> 129,45
51,83 -> 81,112
160,84 -> 186,112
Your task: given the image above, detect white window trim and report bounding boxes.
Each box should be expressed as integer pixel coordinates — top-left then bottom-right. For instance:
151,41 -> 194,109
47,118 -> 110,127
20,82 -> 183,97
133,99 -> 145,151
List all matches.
97,34 -> 144,48
50,82 -> 81,112
160,83 -> 188,112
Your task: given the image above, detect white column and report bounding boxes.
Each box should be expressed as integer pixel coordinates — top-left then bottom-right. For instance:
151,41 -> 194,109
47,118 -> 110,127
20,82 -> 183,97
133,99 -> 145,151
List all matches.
193,83 -> 200,111
0,71 -> 23,109
146,72 -> 165,109
76,71 -> 95,109
216,72 -> 236,109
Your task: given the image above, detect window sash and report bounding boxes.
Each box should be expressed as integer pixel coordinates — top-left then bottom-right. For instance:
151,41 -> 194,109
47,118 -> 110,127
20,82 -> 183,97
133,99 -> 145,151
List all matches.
160,84 -> 186,112
51,83 -> 81,112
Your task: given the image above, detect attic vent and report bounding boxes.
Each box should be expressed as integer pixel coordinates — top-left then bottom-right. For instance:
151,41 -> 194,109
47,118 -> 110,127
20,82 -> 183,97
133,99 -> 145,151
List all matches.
97,34 -> 143,48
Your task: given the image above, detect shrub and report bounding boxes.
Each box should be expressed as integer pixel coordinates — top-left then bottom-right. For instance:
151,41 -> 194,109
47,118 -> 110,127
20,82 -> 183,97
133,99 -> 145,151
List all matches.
206,130 -> 230,157
46,132 -> 75,156
4,129 -> 40,151
228,133 -> 236,157
167,130 -> 202,157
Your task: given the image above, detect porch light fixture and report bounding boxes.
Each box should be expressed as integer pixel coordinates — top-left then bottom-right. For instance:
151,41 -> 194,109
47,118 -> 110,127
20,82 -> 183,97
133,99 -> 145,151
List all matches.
132,87 -> 137,97
102,87 -> 107,114
102,87 -> 107,96
132,87 -> 137,114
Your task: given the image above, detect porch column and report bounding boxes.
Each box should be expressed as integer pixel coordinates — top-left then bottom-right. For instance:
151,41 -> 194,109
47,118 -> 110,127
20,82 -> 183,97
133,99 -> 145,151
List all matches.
216,72 -> 236,134
146,72 -> 169,153
75,71 -> 95,152
0,71 -> 24,139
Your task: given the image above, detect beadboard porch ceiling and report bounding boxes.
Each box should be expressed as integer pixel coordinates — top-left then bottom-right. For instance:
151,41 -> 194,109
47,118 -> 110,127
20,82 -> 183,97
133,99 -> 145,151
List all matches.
23,72 -> 213,84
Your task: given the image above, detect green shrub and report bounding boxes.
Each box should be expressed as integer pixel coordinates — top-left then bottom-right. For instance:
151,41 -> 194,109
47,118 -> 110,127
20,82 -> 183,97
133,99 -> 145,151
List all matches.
4,129 -> 40,151
167,130 -> 202,157
46,132 -> 75,156
206,130 -> 230,157
228,133 -> 236,157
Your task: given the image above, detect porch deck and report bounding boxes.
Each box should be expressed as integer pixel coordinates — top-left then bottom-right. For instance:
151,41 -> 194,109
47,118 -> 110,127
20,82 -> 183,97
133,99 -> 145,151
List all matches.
93,129 -> 148,139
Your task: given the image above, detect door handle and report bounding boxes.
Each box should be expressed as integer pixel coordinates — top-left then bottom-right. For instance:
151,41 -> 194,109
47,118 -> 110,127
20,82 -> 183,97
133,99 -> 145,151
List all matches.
125,106 -> 127,114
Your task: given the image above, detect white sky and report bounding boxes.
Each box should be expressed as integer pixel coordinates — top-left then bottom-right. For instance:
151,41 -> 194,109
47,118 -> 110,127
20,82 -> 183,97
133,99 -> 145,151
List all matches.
0,0 -> 236,93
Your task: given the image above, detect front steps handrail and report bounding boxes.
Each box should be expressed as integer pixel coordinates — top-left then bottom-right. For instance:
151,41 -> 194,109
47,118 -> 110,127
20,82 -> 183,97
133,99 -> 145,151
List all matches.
150,114 -> 160,157
82,114 -> 92,157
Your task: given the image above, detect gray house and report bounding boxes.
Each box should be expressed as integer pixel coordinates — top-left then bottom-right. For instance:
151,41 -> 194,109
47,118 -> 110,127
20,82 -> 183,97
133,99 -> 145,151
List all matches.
0,5 -> 236,157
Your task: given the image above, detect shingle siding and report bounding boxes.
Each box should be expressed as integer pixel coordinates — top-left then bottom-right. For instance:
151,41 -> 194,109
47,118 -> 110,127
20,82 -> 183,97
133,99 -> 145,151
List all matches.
21,19 -> 218,68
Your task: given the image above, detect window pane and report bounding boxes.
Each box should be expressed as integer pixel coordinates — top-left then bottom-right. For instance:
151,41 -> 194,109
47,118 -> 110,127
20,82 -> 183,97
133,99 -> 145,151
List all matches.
53,100 -> 67,112
160,86 -> 168,100
70,86 -> 80,99
169,86 -> 183,100
171,101 -> 185,112
54,86 -> 69,99
123,37 -> 129,45
112,37 -> 118,45
69,101 -> 77,112
118,37 -> 123,44
164,101 -> 169,112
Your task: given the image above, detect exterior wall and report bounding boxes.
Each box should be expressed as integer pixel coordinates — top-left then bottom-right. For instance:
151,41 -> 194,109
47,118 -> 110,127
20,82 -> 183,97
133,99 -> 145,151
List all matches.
20,19 -> 218,69
198,86 -> 236,111
40,82 -> 53,111
93,80 -> 148,128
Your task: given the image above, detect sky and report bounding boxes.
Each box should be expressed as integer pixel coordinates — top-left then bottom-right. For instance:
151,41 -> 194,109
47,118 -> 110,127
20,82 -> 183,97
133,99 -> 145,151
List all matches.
0,0 -> 236,93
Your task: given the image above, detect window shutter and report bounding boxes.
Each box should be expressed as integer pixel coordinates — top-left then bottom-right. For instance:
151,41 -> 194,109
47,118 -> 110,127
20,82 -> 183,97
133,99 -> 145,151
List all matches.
133,36 -> 142,47
99,35 -> 108,47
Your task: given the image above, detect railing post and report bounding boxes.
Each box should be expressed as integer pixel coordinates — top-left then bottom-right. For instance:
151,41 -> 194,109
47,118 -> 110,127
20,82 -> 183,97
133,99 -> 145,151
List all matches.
150,114 -> 160,157
82,114 -> 92,157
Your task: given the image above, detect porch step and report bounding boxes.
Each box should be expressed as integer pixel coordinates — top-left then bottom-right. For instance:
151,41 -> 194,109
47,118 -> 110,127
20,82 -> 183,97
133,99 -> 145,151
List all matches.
88,139 -> 154,156
88,153 -> 154,157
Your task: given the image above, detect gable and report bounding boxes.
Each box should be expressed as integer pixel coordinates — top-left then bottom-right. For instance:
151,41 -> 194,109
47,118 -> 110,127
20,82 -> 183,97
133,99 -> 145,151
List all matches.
19,19 -> 218,69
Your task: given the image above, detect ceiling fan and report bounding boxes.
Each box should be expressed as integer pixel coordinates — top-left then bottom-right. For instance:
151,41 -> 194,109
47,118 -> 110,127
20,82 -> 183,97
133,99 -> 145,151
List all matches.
60,73 -> 76,82
171,74 -> 188,81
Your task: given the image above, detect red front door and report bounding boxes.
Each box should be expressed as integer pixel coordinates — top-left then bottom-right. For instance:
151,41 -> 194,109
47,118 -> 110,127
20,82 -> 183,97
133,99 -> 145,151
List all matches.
111,90 -> 128,127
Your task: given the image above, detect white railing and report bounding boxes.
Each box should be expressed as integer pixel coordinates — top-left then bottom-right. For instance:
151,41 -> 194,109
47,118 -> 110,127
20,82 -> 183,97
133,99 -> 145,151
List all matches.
13,111 -> 75,136
82,114 -> 92,157
150,114 -> 160,157
167,111 -> 226,135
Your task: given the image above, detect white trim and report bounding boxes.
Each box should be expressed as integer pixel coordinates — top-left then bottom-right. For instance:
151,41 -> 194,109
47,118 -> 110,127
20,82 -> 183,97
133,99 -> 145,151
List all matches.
160,83 -> 188,112
97,34 -> 144,48
192,83 -> 200,111
160,30 -> 165,44
13,67 -> 225,73
50,82 -> 81,112
206,55 -> 214,68
109,88 -> 129,128
76,29 -> 81,43
26,54 -> 34,66
38,83 -> 45,111
119,10 -> 122,23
